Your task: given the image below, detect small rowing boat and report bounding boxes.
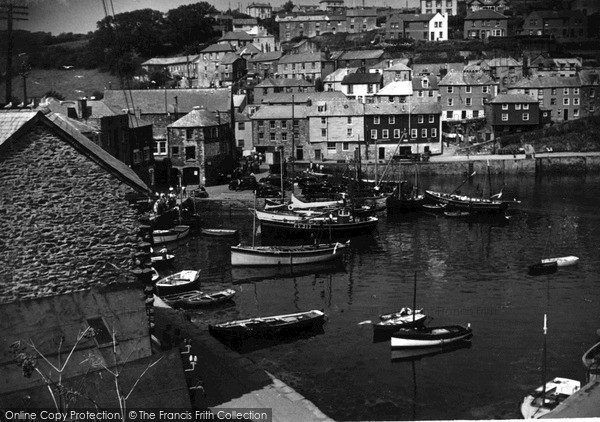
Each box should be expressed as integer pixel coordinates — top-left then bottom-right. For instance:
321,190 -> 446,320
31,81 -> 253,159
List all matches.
540,256 -> 579,267
155,270 -> 200,295
201,228 -> 239,237
160,288 -> 236,308
520,377 -> 581,419
391,325 -> 473,348
152,225 -> 190,245
374,308 -> 428,333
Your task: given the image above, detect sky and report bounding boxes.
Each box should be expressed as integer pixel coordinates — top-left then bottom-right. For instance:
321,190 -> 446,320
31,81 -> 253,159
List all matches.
7,0 -> 381,35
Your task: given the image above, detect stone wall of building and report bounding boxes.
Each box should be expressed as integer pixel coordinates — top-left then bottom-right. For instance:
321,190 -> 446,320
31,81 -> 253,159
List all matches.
0,123 -> 143,303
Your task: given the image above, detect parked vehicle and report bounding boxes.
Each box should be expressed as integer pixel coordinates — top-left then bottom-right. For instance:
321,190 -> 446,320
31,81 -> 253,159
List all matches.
229,175 -> 258,191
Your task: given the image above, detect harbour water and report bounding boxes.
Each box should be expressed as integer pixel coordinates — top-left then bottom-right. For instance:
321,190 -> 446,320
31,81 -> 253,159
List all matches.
161,173 -> 600,420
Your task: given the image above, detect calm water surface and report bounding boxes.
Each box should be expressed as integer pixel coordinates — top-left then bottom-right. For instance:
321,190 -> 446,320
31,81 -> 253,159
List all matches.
164,174 -> 600,421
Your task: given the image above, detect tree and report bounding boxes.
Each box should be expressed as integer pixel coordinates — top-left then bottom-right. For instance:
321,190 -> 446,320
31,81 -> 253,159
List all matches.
165,3 -> 220,52
282,0 -> 294,13
43,90 -> 65,100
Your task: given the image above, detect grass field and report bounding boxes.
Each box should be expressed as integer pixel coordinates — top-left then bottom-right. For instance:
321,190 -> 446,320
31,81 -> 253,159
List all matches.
1,68 -> 121,102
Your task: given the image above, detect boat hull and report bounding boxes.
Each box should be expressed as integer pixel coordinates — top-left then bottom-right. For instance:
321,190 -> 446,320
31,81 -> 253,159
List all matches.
528,261 -> 558,276
155,270 -> 200,295
209,310 -> 327,341
374,313 -> 428,332
259,217 -> 378,239
160,289 -> 236,308
390,325 -> 473,348
540,256 -> 579,267
425,190 -> 508,214
231,242 -> 349,266
520,377 -> 581,419
201,228 -> 239,236
386,195 -> 425,215
152,225 -> 190,245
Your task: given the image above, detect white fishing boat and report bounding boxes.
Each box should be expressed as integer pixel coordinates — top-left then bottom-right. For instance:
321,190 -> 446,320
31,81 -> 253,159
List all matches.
390,325 -> 473,348
152,225 -> 190,245
520,377 -> 581,419
289,193 -> 342,210
155,270 -> 200,295
540,256 -> 579,267
231,240 -> 350,266
201,228 -> 239,237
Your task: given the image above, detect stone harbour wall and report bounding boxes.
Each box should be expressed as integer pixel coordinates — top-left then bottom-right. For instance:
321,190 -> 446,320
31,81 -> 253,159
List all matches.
0,123 -> 143,303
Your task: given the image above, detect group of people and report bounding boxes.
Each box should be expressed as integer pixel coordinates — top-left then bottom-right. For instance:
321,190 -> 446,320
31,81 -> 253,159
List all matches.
153,188 -> 178,215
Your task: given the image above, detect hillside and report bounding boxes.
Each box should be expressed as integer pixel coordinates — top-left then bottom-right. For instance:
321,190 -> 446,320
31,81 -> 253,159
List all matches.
1,68 -> 120,102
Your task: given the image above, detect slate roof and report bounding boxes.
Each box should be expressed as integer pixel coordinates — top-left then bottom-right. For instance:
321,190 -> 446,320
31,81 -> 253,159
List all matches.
250,104 -> 309,119
323,67 -> 358,82
439,71 -> 496,86
346,8 -> 377,17
465,10 -> 508,20
484,57 -> 522,67
219,31 -> 254,42
365,102 -> 441,115
141,56 -> 199,66
338,49 -> 385,61
103,89 -> 231,114
0,110 -> 149,193
341,72 -> 383,85
168,108 -> 222,128
412,62 -> 464,76
376,80 -> 413,96
395,13 -> 436,22
307,100 -> 365,116
488,94 -> 539,104
508,75 -> 581,89
370,58 -> 411,69
578,69 -> 600,86
260,91 -> 347,104
238,44 -> 262,57
248,51 -> 283,62
200,43 -> 236,54
412,75 -> 439,90
221,52 -> 242,65
278,52 -> 324,64
233,18 -> 258,25
255,77 -> 314,88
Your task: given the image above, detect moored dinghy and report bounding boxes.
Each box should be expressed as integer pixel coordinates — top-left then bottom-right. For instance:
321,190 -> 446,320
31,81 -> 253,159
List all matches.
520,377 -> 581,419
160,288 -> 236,308
231,240 -> 350,266
390,324 -> 473,348
209,310 -> 327,341
541,256 -> 579,267
374,308 -> 428,332
152,225 -> 190,245
155,270 -> 200,295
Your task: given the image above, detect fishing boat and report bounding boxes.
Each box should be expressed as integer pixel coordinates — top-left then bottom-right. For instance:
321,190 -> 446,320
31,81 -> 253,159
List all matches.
208,309 -> 327,341
391,340 -> 472,362
520,377 -> 581,419
582,340 -> 600,381
152,225 -> 190,245
390,325 -> 473,348
231,240 -> 350,266
425,190 -> 509,214
259,209 -> 378,240
540,256 -> 579,267
155,270 -> 200,295
201,228 -> 239,237
374,309 -> 428,333
160,289 -> 236,308
289,193 -> 342,210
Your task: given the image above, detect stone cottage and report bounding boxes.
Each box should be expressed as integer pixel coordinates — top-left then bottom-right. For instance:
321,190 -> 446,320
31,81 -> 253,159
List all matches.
0,110 -> 151,303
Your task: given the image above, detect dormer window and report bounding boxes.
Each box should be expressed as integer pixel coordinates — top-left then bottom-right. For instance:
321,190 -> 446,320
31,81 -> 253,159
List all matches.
422,78 -> 429,88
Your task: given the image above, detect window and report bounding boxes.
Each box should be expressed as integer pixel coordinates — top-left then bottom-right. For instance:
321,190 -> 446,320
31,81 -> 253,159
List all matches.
382,129 -> 389,139
342,142 -> 349,151
394,129 -> 401,138
282,132 -> 287,141
258,121 -> 264,130
465,86 -> 472,94
522,113 -> 529,121
563,88 -> 569,95
574,109 -> 580,117
563,98 -> 570,105
429,115 -> 435,123
551,88 -> 557,95
515,104 -> 521,110
327,142 -> 336,151
171,146 -> 179,156
523,104 -> 529,110
368,84 -> 374,94
446,111 -> 453,119
238,122 -> 245,130
447,86 -> 453,93
347,128 -> 353,137
431,128 -> 437,137
270,132 -> 276,141
318,105 -> 325,112
591,88 -> 596,98
447,98 -> 453,106
551,98 -> 557,105
155,141 -> 167,155
87,317 -> 113,347
321,117 -> 327,125
473,110 -> 479,118
388,116 -> 395,124
418,115 -> 424,123
374,116 -> 380,124
270,120 -> 276,129
573,98 -> 579,106
371,129 -> 377,139
502,104 -> 508,110
258,132 -> 264,140
348,85 -> 354,94
185,146 -> 196,160
410,128 -> 417,138
133,149 -> 141,164
466,98 -> 472,106
281,120 -> 287,129
347,117 -> 352,124
502,113 -> 508,121
321,128 -> 327,137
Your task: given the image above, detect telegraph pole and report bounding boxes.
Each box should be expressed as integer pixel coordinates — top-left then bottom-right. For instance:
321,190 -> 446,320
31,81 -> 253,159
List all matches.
0,3 -> 29,104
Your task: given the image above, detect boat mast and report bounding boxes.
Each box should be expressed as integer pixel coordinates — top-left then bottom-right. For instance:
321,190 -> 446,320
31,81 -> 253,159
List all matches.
412,271 -> 417,323
279,146 -> 284,203
252,194 -> 257,248
542,314 -> 547,406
